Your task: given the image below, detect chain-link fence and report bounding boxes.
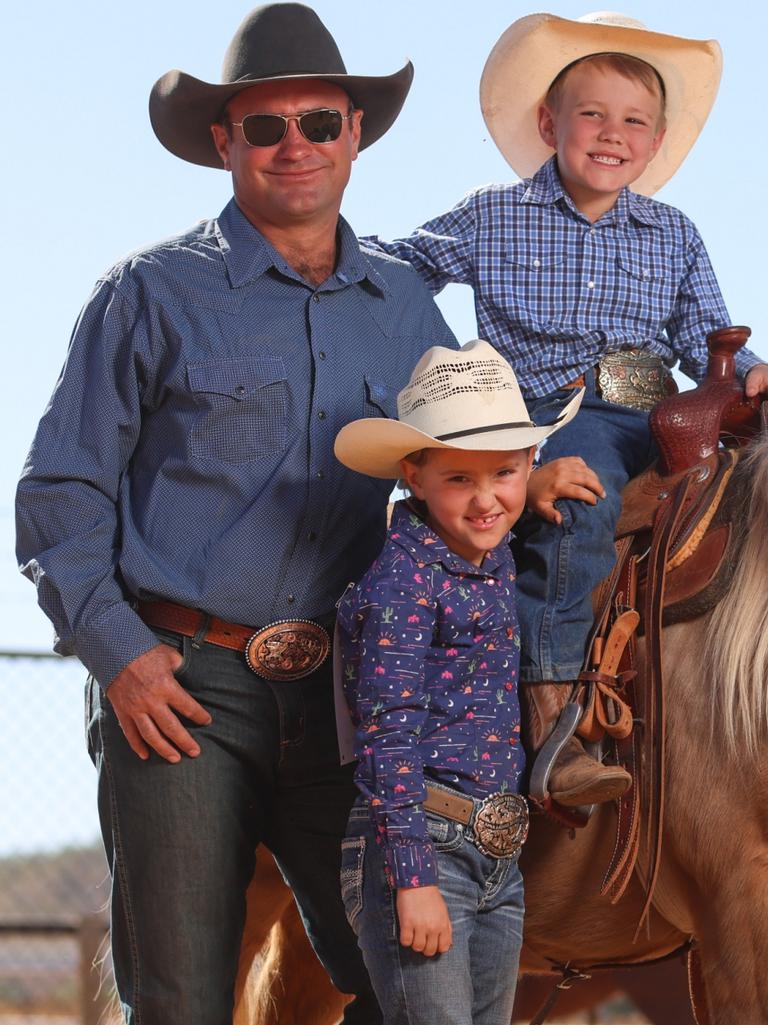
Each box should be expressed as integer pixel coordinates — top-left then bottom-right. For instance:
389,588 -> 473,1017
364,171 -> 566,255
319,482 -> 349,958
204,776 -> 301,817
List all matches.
0,653 -> 114,1024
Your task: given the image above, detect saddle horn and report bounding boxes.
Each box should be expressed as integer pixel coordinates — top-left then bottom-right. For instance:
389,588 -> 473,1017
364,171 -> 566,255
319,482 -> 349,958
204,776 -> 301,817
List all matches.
651,325 -> 760,475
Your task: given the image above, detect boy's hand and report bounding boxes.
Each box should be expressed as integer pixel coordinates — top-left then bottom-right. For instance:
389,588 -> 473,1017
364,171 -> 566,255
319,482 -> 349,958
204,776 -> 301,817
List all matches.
527,457 -> 605,525
396,885 -> 452,956
745,364 -> 768,398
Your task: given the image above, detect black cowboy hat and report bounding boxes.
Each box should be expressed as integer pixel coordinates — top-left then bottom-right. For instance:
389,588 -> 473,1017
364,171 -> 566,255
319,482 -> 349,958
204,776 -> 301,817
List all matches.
149,3 -> 414,167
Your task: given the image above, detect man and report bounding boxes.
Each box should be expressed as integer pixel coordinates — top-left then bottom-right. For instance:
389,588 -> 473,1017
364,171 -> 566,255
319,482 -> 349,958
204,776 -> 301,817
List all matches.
15,5 -> 455,1023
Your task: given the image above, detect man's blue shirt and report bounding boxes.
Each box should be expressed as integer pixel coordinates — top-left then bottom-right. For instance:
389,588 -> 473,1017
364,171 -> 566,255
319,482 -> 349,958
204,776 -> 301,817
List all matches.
364,156 -> 760,398
16,200 -> 454,687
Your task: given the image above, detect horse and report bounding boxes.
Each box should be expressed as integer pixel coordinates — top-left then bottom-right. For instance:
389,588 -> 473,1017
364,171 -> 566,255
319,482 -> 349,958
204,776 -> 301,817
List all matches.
232,847 -> 698,1024
234,358 -> 768,1024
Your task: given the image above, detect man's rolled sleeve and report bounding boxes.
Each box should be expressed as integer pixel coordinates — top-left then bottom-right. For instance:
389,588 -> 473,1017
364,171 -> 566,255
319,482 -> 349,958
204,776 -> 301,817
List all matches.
16,277 -> 150,684
74,601 -> 162,690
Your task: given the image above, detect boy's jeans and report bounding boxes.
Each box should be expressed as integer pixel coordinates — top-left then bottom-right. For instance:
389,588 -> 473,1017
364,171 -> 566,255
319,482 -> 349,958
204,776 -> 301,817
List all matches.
515,370 -> 657,682
86,630 -> 380,1025
342,799 -> 524,1025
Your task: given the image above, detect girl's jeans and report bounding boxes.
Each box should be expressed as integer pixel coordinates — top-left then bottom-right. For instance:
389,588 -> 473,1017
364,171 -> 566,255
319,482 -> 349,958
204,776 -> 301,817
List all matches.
342,798 -> 525,1025
515,371 -> 658,683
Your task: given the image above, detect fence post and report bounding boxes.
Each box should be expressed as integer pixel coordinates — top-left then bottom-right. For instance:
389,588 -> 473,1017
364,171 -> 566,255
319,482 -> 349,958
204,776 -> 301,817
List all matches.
78,913 -> 111,1024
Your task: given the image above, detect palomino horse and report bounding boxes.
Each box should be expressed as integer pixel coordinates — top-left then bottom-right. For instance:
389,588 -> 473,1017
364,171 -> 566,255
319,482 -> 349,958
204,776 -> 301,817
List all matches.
236,380 -> 768,1023
233,848 -> 697,1023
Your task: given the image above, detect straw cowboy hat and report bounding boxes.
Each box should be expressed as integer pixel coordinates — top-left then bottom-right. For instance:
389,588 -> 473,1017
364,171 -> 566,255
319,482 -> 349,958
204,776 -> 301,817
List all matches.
335,340 -> 583,479
150,3 -> 413,167
479,11 -> 723,196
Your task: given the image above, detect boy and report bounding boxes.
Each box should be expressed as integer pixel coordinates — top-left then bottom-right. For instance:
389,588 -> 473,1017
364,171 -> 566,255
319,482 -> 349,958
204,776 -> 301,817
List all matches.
364,12 -> 768,808
333,340 -> 582,1025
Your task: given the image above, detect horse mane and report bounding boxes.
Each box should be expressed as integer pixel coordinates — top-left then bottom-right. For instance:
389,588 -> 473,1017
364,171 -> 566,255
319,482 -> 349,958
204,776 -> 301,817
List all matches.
706,434 -> 768,758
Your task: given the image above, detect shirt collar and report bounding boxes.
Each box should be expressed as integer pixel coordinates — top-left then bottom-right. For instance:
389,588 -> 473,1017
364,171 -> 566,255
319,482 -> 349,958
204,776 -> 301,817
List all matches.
388,500 -> 513,578
215,198 -> 388,293
521,156 -> 661,229
521,156 -> 570,208
624,189 -> 663,228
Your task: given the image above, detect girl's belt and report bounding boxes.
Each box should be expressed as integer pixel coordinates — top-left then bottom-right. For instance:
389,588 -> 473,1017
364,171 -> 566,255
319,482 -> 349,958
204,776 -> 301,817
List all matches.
424,781 -> 529,859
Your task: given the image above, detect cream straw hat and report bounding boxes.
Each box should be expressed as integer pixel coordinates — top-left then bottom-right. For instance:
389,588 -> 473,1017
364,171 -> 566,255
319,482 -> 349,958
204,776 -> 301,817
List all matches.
334,340 -> 583,479
480,11 -> 722,196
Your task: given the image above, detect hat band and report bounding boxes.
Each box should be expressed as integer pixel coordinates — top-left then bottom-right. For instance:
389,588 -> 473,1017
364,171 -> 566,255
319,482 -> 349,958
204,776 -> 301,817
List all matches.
435,420 -> 535,442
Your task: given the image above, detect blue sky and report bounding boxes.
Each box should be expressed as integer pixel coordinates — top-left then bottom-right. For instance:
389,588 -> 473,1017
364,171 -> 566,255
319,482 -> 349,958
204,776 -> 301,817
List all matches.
3,0 -> 767,651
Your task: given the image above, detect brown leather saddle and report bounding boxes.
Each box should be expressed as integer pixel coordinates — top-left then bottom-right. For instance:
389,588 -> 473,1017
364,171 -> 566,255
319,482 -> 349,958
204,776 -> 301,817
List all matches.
535,327 -> 765,923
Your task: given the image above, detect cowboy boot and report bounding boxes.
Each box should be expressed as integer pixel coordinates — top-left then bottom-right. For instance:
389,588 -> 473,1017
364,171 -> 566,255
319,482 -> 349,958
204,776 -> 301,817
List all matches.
522,681 -> 631,806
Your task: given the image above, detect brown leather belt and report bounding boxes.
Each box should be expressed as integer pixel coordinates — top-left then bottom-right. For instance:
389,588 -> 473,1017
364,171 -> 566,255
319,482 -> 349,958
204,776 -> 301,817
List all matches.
137,599 -> 331,682
561,350 -> 677,412
424,782 -> 529,859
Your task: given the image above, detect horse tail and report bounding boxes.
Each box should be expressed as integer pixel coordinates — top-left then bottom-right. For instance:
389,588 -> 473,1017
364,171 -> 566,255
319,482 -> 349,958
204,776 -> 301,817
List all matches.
706,435 -> 768,758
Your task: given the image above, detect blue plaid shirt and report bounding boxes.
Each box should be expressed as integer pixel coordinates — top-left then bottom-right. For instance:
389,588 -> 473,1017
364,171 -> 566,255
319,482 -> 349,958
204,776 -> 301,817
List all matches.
338,501 -> 524,888
364,157 -> 761,398
16,200 -> 454,688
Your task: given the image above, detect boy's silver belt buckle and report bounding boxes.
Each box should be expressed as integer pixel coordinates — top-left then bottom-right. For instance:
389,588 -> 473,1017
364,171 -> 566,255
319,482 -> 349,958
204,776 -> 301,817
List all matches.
597,349 -> 677,412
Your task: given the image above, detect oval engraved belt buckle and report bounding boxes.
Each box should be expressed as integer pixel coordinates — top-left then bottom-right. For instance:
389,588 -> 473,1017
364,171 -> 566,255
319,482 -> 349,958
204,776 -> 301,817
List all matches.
245,619 -> 330,681
473,793 -> 530,859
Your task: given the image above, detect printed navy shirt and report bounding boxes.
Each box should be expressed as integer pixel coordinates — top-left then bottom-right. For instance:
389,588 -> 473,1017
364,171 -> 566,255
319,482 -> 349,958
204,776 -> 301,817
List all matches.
337,500 -> 525,888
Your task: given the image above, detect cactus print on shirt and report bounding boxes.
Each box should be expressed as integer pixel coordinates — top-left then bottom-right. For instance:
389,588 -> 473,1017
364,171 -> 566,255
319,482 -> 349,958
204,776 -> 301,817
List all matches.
337,499 -> 525,888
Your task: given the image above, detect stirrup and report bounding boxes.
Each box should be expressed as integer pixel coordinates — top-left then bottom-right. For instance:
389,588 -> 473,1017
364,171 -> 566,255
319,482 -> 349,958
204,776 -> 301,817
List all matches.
528,700 -> 582,805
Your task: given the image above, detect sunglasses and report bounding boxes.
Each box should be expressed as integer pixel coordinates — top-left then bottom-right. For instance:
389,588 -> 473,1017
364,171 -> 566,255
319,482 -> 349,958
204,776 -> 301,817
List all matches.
229,108 -> 354,147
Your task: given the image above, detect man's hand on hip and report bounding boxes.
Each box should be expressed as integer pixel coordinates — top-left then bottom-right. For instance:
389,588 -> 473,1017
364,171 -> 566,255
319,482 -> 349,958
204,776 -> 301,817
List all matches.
106,643 -> 213,763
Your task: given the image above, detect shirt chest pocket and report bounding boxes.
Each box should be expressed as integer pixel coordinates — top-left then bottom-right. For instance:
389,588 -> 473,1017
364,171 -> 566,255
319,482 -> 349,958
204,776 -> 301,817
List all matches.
502,249 -> 567,322
614,248 -> 675,321
363,376 -> 399,418
187,357 -> 288,464
616,250 -> 666,285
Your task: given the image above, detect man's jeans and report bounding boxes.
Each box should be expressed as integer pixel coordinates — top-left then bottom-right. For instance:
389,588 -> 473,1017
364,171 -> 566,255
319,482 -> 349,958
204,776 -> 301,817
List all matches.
515,371 -> 657,682
341,799 -> 524,1025
86,629 -> 380,1025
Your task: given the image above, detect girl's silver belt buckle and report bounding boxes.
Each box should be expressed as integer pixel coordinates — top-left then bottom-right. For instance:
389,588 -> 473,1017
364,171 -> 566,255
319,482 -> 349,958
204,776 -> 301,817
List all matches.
472,792 -> 530,859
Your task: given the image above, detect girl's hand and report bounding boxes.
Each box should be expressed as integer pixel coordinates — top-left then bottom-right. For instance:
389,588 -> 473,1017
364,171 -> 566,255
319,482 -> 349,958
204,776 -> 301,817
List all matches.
396,885 -> 452,956
527,456 -> 605,525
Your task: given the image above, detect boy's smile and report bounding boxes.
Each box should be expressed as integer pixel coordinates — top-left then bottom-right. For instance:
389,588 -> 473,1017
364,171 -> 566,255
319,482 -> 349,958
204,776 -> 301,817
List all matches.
400,447 -> 535,566
537,61 -> 665,222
